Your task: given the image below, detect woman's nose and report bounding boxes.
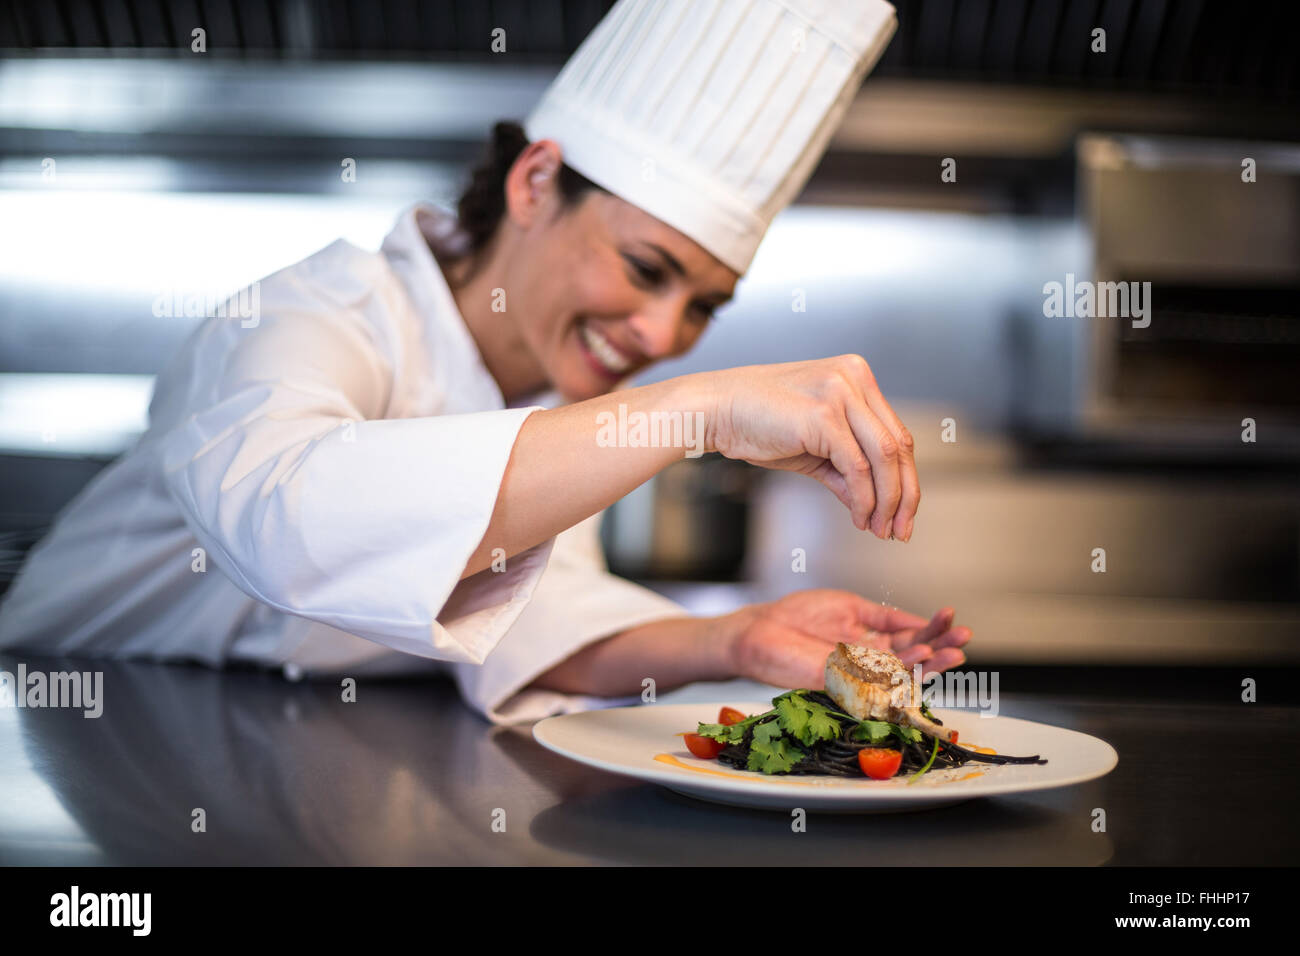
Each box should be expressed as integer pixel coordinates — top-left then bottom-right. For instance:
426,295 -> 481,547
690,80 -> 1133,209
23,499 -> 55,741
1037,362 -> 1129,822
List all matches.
626,297 -> 690,359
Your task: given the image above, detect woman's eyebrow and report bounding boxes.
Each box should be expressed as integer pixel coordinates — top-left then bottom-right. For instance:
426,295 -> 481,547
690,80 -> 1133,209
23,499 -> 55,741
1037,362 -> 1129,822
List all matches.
640,242 -> 687,277
639,242 -> 733,303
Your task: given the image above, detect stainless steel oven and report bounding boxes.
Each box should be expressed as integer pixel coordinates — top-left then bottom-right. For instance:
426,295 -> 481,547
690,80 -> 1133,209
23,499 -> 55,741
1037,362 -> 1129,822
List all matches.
1074,133 -> 1300,455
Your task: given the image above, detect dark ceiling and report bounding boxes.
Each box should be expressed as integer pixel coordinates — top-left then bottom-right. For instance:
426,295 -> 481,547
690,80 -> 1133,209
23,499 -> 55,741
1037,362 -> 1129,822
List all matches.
2,0 -> 1297,101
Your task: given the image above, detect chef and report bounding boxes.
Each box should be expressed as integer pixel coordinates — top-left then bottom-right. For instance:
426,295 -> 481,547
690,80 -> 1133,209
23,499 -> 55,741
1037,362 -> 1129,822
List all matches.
0,0 -> 970,723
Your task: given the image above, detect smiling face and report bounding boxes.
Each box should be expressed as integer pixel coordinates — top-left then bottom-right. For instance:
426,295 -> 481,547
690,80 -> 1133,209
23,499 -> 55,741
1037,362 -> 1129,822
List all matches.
455,140 -> 741,403
516,190 -> 740,401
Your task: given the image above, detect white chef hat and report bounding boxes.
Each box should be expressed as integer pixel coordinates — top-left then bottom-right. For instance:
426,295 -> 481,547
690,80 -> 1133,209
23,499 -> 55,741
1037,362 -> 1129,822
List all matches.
523,0 -> 897,275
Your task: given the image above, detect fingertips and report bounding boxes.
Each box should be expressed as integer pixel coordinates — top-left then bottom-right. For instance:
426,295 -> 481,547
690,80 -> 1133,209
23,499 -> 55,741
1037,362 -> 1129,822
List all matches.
891,497 -> 916,541
920,607 -> 954,640
922,647 -> 966,676
869,603 -> 928,631
895,644 -> 933,667
929,625 -> 973,650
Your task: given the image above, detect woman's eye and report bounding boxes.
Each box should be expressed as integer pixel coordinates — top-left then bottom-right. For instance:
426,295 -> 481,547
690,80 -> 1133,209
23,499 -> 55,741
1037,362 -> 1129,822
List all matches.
690,302 -> 717,324
625,257 -> 663,286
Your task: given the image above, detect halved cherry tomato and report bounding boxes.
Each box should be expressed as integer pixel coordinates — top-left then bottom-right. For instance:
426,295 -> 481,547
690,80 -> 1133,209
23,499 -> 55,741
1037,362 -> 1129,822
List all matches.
683,732 -> 725,759
858,748 -> 903,779
718,706 -> 748,726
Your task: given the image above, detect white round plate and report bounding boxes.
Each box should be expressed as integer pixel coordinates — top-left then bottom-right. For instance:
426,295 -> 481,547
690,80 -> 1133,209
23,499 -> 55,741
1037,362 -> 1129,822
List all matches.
534,700 -> 1118,812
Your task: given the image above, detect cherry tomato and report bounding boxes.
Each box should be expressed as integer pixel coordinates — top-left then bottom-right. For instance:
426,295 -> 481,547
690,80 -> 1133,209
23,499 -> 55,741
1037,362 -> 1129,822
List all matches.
684,733 -> 725,759
718,707 -> 748,726
858,748 -> 903,779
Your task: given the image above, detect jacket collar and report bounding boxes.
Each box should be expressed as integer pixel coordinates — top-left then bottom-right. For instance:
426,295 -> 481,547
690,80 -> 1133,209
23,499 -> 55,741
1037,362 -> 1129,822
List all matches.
381,202 -> 564,412
381,203 -> 507,414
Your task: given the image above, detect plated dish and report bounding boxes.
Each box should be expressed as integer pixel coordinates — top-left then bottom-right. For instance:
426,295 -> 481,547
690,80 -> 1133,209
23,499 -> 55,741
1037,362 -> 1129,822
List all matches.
682,643 -> 1047,783
533,644 -> 1118,812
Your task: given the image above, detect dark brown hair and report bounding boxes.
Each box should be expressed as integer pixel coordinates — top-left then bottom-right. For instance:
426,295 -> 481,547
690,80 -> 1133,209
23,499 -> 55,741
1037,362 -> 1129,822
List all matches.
448,120 -> 605,277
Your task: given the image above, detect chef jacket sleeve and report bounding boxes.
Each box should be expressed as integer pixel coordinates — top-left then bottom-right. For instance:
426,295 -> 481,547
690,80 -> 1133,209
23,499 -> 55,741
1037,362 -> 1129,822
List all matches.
447,510 -> 692,724
156,257 -> 555,666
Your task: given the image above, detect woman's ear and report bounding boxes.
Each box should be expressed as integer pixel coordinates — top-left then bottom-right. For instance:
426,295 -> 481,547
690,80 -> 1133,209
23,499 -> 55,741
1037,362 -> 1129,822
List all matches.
504,139 -> 565,228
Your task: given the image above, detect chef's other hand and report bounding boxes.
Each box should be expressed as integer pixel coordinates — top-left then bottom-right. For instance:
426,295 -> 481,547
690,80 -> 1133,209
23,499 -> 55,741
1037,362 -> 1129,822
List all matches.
722,589 -> 970,692
700,354 -> 918,540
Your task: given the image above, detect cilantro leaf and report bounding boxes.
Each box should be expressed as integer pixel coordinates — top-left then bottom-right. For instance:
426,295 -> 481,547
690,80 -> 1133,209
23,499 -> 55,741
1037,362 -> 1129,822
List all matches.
774,695 -> 811,742
805,706 -> 842,743
696,720 -> 748,744
696,708 -> 768,744
852,720 -> 895,743
694,722 -> 734,742
746,719 -> 806,774
892,725 -> 923,746
850,719 -> 923,746
774,692 -> 842,746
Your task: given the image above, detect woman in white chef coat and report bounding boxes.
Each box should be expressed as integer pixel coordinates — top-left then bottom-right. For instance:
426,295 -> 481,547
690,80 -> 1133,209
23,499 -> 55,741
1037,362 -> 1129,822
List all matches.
0,0 -> 970,723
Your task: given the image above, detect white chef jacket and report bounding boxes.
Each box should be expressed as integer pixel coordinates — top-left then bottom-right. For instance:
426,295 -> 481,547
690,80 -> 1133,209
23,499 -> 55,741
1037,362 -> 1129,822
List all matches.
0,203 -> 688,723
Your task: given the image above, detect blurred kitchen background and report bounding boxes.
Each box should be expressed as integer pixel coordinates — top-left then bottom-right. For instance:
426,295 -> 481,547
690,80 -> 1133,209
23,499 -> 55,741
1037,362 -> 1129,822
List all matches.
1,0 -> 1297,672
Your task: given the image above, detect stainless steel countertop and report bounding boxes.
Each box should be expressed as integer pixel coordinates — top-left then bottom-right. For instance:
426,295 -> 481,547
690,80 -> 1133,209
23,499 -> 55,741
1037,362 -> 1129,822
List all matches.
1,654 -> 1294,866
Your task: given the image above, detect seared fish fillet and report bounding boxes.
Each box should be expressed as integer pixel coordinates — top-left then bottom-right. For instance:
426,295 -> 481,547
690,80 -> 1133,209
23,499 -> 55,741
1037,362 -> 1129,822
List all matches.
823,643 -> 957,743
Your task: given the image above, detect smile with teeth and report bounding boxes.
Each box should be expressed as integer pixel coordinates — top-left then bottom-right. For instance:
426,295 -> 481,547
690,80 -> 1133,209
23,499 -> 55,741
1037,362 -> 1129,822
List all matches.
579,320 -> 634,375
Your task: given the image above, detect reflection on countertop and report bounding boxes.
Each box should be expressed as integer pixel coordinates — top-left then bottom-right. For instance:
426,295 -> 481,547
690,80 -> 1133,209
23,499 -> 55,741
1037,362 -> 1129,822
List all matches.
1,654 -> 1296,866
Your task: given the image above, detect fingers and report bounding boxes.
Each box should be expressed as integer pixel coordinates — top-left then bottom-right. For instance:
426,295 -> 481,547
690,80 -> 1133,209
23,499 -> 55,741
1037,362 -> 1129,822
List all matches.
910,607 -> 955,647
817,412 -> 877,531
927,625 -> 972,652
855,598 -> 929,632
741,600 -> 970,694
798,356 -> 917,540
895,642 -> 966,676
918,646 -> 966,678
843,355 -> 919,541
805,458 -> 856,518
888,608 -> 964,652
842,397 -> 902,540
857,384 -> 919,541
805,458 -> 875,537
894,643 -> 932,668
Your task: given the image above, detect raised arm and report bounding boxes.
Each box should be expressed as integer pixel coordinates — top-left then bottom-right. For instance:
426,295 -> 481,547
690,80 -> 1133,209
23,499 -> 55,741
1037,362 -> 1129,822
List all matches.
462,353 -> 921,578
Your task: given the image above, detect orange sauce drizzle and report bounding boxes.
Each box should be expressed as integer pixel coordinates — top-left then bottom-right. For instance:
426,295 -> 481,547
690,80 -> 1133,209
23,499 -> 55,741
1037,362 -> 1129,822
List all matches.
654,753 -> 835,786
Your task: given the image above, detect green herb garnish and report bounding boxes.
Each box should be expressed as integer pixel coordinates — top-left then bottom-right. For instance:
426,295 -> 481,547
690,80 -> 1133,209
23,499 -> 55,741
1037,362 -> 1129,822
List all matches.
907,734 -> 941,784
852,719 -> 922,747
746,718 -> 807,773
693,690 -> 943,778
774,692 -> 842,746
